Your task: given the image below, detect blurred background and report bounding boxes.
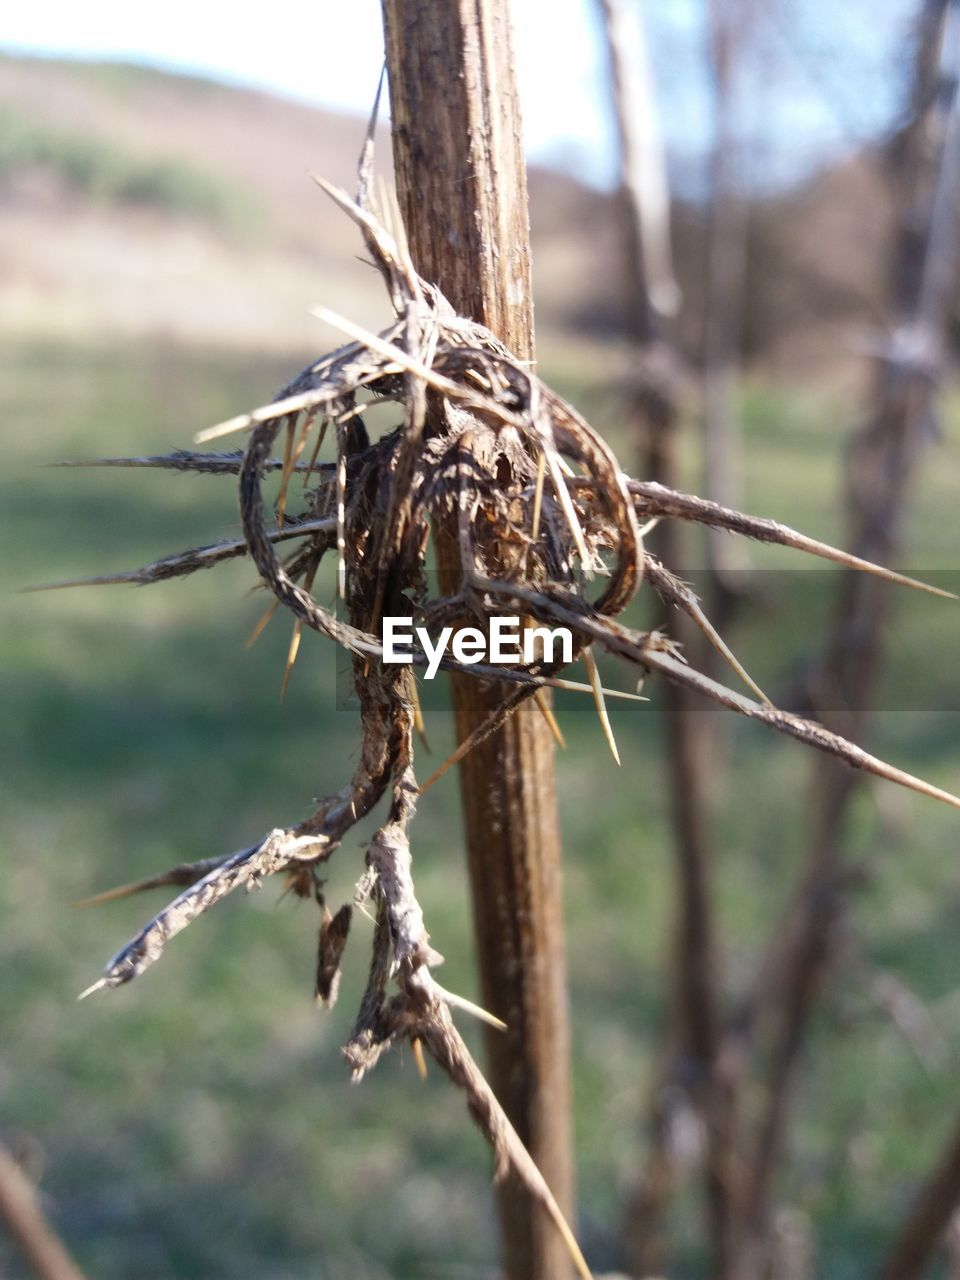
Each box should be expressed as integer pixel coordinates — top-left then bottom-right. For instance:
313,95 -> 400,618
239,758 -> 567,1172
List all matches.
2,1 -> 959,1276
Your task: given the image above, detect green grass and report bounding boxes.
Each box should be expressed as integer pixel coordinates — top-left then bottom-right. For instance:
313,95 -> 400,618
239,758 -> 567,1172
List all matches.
0,107 -> 265,237
1,338 -> 959,1277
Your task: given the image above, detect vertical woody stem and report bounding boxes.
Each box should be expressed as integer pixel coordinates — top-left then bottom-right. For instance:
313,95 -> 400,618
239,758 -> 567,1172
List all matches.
380,4 -> 575,1277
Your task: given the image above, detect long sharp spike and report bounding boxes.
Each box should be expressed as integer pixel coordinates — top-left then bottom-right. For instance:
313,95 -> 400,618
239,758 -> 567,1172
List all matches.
411,1036 -> 429,1081
531,449 -> 547,543
74,853 -> 233,909
645,558 -> 771,703
407,671 -> 431,753
246,599 -> 280,648
628,481 -> 957,600
27,518 -> 334,594
280,622 -> 304,702
336,426 -> 347,600
279,557 -> 319,698
584,647 -> 621,766
196,388 -> 339,444
77,978 -> 108,1002
433,983 -> 508,1031
642,645 -> 960,812
276,415 -> 298,528
303,417 -> 329,489
534,689 -> 566,748
542,675 -> 648,702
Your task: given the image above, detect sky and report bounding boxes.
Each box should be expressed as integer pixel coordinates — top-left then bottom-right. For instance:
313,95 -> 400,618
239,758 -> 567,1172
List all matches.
1,0 -> 918,192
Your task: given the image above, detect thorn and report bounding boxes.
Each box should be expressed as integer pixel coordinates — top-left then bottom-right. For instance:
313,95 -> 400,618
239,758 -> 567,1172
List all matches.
376,173 -> 392,238
285,412 -> 314,498
77,978 -> 108,1002
534,689 -> 566,748
279,556 -> 319,698
280,621 -> 303,701
417,671 -> 645,797
26,576 -> 125,593
312,305 -> 443,386
336,434 -> 348,601
195,389 -> 327,444
411,1036 -> 429,1081
531,450 -> 547,543
584,647 -> 621,766
416,688 -> 519,796
418,741 -> 468,796
73,853 -> 234,909
418,680 -> 538,799
664,576 -> 770,704
696,613 -> 770,705
310,306 -> 519,426
276,415 -> 297,528
303,417 -> 328,488
627,481 -> 958,599
194,414 -> 262,445
311,174 -> 402,254
74,882 -> 149,909
357,65 -> 386,207
246,599 -> 280,648
552,1207 -> 595,1280
646,645 -> 960,812
841,557 -> 955,598
408,672 -> 431,753
541,676 -> 647,703
538,431 -> 592,572
333,399 -> 369,425
434,984 -> 508,1031
27,519 -> 334,594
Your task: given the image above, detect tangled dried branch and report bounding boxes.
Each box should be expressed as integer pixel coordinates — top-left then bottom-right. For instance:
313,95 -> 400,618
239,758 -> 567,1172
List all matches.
55,181 -> 958,1276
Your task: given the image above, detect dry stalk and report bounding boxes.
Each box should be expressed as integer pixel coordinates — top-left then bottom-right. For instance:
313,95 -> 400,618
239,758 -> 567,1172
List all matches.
56,184 -> 960,1274
0,1142 -> 86,1280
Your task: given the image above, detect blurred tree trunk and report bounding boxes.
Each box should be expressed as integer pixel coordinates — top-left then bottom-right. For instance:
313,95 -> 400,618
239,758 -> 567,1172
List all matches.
876,1114 -> 960,1280
0,1142 -> 85,1280
594,3 -> 732,1275
596,0 -> 680,348
731,1 -> 960,1272
379,5 -> 574,1278
701,0 -> 753,620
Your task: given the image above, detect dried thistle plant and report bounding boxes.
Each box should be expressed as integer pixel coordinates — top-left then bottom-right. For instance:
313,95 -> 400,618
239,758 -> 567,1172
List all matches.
43,174 -> 959,1279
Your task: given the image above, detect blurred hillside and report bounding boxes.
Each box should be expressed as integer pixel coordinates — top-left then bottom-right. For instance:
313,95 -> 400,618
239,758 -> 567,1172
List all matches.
0,52 -> 900,378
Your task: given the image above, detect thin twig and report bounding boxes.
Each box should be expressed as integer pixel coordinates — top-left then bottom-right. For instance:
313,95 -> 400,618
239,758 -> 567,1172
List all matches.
0,1142 -> 86,1280
29,519 -> 334,592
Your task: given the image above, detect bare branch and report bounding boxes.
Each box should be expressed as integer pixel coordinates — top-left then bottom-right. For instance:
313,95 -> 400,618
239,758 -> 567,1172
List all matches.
875,1115 -> 960,1280
418,1009 -> 593,1280
645,555 -> 769,702
79,833 -> 323,995
0,1142 -> 86,1280
627,480 -> 956,599
474,576 -> 960,812
46,450 -> 332,477
58,107 -> 960,1280
29,518 -> 334,592
74,853 -> 237,908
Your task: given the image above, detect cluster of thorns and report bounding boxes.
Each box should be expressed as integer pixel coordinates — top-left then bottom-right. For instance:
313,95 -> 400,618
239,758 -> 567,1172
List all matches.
47,174 -> 959,1277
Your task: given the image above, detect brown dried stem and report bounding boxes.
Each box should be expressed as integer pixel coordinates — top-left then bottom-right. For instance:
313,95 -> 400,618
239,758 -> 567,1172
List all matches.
0,1143 -> 85,1280
68,162 -> 960,1278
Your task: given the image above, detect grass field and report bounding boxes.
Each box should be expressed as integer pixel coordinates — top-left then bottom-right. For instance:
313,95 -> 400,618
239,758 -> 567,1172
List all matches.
2,336 -> 959,1278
